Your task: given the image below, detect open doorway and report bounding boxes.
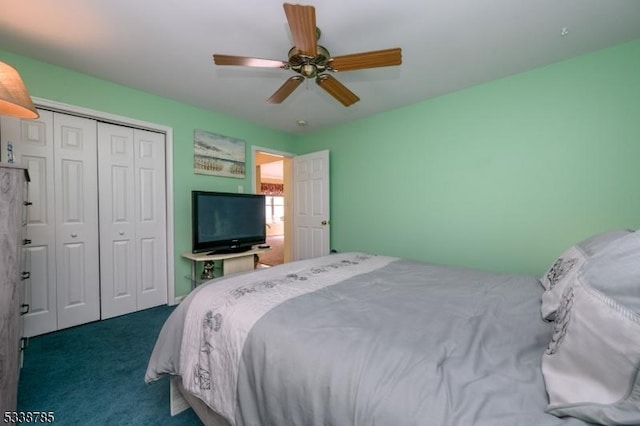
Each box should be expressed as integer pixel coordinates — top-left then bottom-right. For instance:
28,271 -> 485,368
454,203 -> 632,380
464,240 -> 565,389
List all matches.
254,149 -> 293,267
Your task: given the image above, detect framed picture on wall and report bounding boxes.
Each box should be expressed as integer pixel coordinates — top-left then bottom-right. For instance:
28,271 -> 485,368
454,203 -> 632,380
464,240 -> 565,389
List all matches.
194,130 -> 246,178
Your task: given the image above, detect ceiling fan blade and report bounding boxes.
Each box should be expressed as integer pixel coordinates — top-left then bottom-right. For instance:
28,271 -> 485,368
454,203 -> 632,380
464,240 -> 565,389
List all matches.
213,54 -> 288,68
267,76 -> 304,104
316,74 -> 359,107
329,48 -> 402,72
283,3 -> 317,56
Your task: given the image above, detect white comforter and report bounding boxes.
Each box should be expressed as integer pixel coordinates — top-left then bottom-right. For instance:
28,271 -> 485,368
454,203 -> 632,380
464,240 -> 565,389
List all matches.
178,253 -> 397,423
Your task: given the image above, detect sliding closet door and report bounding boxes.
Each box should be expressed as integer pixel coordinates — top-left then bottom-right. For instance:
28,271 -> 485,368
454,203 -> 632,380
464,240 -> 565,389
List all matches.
98,123 -> 167,319
54,113 -> 100,330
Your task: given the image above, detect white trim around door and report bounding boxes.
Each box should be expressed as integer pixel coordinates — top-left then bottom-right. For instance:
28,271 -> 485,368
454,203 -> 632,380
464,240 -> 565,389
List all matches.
250,145 -> 295,194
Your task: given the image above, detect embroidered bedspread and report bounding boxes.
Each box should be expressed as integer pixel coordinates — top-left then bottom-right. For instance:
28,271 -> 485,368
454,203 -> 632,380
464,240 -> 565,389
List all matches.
146,253 -> 591,426
178,253 -> 396,423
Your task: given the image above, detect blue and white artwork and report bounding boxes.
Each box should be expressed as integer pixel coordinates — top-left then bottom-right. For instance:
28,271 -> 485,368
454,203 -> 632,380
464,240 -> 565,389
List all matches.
194,130 -> 246,178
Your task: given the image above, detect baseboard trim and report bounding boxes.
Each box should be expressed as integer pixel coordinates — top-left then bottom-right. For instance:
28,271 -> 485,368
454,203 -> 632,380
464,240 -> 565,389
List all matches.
172,295 -> 186,305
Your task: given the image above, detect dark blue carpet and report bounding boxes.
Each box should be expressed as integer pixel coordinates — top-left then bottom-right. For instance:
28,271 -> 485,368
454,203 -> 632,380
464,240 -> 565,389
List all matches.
18,305 -> 201,425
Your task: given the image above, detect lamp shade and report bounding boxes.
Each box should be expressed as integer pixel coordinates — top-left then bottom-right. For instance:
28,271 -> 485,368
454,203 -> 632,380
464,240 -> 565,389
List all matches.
0,61 -> 39,119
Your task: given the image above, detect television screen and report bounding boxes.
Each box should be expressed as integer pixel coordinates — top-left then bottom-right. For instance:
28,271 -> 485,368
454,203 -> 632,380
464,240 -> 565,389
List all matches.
192,191 -> 266,254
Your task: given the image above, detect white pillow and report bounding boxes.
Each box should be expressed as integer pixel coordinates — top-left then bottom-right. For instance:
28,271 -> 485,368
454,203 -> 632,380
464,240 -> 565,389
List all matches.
541,278 -> 640,425
575,229 -> 633,257
540,246 -> 586,320
579,230 -> 640,312
539,229 -> 633,321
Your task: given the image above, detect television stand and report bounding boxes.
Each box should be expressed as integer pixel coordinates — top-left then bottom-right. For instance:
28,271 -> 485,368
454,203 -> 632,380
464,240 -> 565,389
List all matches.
182,246 -> 271,289
206,245 -> 252,256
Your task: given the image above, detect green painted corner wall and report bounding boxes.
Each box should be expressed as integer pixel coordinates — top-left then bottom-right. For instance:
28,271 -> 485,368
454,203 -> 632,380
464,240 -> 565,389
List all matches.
3,38 -> 640,294
296,39 -> 640,276
0,49 -> 296,297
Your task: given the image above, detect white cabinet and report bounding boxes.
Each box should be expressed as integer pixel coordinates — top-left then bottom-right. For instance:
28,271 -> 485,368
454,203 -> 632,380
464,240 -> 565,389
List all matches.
1,109 -> 168,336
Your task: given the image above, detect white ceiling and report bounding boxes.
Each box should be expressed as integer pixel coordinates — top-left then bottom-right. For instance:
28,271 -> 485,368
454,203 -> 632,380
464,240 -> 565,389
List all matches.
1,0 -> 639,135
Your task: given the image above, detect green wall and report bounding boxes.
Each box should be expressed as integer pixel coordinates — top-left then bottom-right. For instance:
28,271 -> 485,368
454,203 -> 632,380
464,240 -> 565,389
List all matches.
3,38 -> 640,292
297,39 -> 640,275
0,50 -> 295,297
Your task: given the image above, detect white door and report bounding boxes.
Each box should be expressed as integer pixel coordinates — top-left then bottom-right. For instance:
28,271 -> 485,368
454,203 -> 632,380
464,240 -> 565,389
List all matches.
1,111 -> 58,336
98,123 -> 137,318
292,150 -> 330,260
133,128 -> 167,310
98,123 -> 167,318
54,113 -> 100,330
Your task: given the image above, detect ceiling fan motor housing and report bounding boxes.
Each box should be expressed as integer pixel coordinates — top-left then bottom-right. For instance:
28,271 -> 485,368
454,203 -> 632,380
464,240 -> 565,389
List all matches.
288,45 -> 330,78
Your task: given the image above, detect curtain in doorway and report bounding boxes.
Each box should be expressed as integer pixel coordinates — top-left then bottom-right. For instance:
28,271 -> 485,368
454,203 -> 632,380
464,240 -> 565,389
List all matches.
260,183 -> 284,195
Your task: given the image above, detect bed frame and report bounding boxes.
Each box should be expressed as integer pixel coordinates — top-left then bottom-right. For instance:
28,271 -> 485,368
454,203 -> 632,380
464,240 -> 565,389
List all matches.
170,376 -> 230,426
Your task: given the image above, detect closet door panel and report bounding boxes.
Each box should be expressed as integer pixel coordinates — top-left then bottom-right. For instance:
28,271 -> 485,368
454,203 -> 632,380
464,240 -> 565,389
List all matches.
60,242 -> 88,304
1,111 -> 57,337
54,113 -> 100,330
21,152 -> 57,336
135,130 -> 167,309
22,246 -> 55,334
98,123 -> 137,319
2,109 -> 169,333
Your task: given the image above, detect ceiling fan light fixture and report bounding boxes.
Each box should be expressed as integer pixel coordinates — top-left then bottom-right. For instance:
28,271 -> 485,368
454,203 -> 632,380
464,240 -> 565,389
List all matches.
288,44 -> 330,79
300,63 -> 317,78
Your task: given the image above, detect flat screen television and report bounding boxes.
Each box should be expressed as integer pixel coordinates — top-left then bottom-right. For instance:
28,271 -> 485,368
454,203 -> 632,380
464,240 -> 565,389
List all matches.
192,191 -> 266,254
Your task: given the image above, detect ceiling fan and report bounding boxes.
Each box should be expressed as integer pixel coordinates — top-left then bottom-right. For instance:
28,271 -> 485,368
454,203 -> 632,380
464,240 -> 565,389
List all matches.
212,3 -> 402,107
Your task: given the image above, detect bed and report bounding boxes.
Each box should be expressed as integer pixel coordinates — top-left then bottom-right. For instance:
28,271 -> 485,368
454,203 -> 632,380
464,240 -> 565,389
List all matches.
146,230 -> 640,426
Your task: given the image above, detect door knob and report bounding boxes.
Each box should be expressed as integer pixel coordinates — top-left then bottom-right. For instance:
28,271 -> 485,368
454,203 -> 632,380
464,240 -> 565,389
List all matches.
321,220 -> 330,225
71,233 -> 77,238
119,231 -> 125,235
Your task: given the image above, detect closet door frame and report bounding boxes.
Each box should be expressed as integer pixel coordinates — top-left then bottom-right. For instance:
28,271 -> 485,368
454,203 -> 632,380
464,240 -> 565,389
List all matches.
31,97 -> 176,306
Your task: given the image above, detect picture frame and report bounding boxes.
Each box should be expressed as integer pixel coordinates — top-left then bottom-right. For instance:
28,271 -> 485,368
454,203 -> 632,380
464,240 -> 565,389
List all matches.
193,130 -> 246,178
